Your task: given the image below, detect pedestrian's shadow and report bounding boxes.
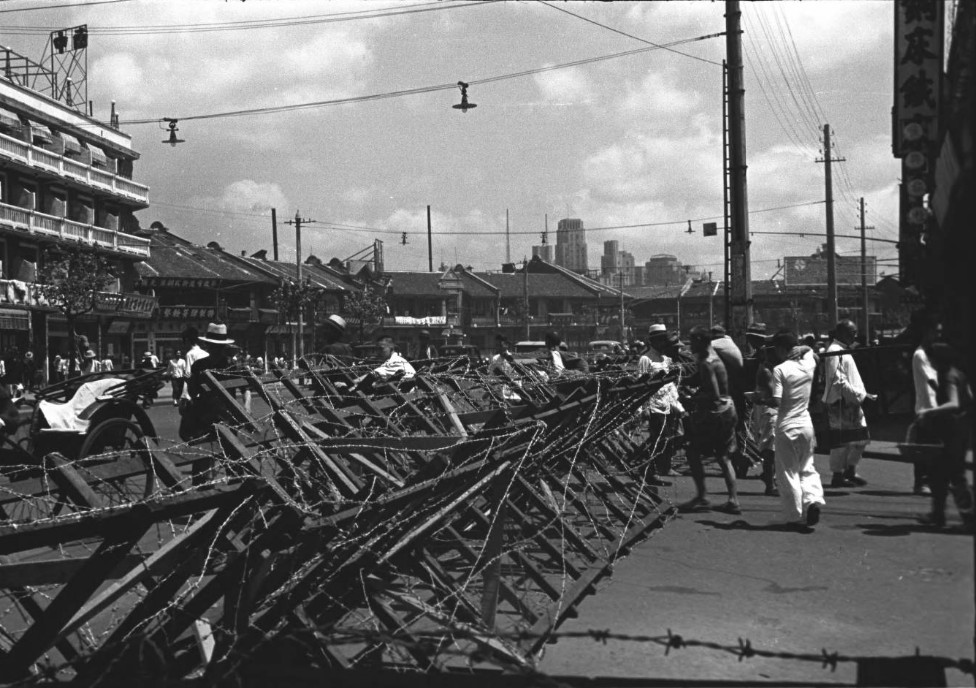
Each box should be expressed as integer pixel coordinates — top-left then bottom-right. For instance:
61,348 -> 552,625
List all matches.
858,521 -> 973,537
695,518 -> 815,534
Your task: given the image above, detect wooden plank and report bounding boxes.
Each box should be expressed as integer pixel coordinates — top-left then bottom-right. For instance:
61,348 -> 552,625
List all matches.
43,453 -> 104,511
0,554 -> 149,587
0,507 -> 154,676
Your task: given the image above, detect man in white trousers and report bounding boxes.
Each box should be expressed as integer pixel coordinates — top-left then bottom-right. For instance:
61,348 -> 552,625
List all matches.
768,329 -> 825,529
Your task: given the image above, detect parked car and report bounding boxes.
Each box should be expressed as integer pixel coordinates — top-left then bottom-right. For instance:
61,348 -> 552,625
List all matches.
439,344 -> 483,361
513,341 -> 547,361
588,340 -> 624,355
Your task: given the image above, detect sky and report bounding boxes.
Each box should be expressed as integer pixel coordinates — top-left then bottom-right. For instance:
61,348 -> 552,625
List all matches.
1,0 -> 903,280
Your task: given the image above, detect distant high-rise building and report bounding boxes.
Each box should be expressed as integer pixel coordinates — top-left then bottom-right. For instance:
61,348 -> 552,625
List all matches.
532,244 -> 554,262
554,218 -> 588,274
784,247 -> 877,286
645,254 -> 684,286
601,240 -> 637,285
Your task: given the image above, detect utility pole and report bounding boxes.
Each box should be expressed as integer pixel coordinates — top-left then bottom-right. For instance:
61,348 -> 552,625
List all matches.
722,59 -> 732,330
271,207 -> 279,261
859,197 -> 874,341
284,211 -> 315,367
505,209 -> 511,265
523,258 -> 530,340
816,124 -> 844,329
725,0 -> 753,334
619,271 -> 625,342
427,205 -> 433,272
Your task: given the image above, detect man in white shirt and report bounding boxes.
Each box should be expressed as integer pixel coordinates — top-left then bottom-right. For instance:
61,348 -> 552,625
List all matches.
371,336 -> 416,382
637,324 -> 685,484
180,326 -> 209,408
911,310 -> 939,495
769,330 -> 825,528
822,320 -> 877,488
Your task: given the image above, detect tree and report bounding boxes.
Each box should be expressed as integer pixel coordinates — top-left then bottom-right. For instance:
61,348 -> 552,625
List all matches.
273,278 -> 321,364
36,245 -> 115,376
342,284 -> 388,344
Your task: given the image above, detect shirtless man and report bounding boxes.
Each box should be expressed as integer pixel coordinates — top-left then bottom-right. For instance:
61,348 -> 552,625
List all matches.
679,326 -> 741,514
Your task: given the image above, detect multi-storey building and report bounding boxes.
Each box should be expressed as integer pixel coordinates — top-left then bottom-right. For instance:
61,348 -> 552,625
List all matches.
0,47 -> 154,376
644,254 -> 684,286
532,243 -> 553,262
600,240 -> 636,286
554,218 -> 588,274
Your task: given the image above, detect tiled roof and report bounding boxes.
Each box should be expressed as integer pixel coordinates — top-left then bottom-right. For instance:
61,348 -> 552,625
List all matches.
136,230 -> 276,284
386,271 -> 444,295
478,272 -> 598,299
234,256 -> 349,292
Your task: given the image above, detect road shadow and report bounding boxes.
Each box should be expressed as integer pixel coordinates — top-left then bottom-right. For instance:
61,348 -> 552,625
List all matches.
858,521 -> 974,537
695,518 -> 815,534
857,489 -> 918,498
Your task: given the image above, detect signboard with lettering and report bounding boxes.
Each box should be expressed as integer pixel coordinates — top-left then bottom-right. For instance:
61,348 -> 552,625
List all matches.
893,0 -> 943,159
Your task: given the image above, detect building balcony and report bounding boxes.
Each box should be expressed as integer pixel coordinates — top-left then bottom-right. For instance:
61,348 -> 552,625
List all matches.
0,277 -> 156,317
0,201 -> 151,258
0,131 -> 149,206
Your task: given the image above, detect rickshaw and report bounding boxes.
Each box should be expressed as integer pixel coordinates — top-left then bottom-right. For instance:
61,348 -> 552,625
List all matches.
1,368 -> 164,467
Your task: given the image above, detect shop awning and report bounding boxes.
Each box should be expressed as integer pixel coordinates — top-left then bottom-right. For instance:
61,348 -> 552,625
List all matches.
27,121 -> 53,144
0,308 -> 30,331
58,131 -> 83,155
0,105 -> 22,131
86,143 -> 108,167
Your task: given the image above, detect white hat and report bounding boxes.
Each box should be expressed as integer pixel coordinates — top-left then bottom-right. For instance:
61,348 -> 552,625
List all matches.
647,323 -> 668,337
324,314 -> 346,332
198,322 -> 235,345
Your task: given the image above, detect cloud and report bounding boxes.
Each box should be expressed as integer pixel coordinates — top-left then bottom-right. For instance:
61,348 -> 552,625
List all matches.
534,67 -> 594,104
190,180 -> 290,215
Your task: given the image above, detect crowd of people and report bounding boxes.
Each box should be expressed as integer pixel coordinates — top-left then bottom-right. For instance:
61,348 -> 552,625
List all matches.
621,312 -> 972,533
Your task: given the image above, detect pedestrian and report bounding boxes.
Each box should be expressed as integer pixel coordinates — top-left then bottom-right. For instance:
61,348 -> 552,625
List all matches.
678,326 -> 741,514
167,349 -> 187,407
543,331 -> 566,378
711,325 -> 750,479
744,323 -> 778,496
489,334 -> 522,402
101,356 -> 114,372
22,351 -> 37,391
910,309 -> 939,495
180,326 -> 208,411
52,355 -> 62,384
822,320 -> 877,487
636,324 -> 685,485
179,322 -> 233,443
353,336 -> 416,392
321,314 -> 353,359
766,329 -> 825,528
915,342 -> 974,529
413,329 -> 438,360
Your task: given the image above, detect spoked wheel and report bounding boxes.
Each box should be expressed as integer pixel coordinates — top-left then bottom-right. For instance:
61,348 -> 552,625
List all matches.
75,418 -> 158,508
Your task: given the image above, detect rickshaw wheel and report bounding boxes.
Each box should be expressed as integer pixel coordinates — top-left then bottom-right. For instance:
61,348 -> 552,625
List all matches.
76,418 -> 157,506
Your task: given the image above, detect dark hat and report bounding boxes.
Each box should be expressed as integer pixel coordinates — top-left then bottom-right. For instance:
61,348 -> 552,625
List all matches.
746,322 -> 767,336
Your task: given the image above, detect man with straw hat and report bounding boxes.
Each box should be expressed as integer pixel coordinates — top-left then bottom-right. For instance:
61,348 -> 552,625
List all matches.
321,314 -> 353,359
179,322 -> 235,443
636,324 -> 684,484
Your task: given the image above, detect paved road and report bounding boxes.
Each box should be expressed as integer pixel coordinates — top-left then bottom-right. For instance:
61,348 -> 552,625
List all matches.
140,385 -> 973,685
538,450 -> 974,686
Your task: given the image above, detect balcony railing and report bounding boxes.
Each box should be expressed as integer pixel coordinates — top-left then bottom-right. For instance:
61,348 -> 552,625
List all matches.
0,201 -> 151,258
0,131 -> 149,205
0,278 -> 156,316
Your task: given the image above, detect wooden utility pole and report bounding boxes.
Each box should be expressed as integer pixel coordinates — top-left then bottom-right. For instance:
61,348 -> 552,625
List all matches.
427,205 -> 433,272
523,259 -> 530,340
816,124 -> 844,328
619,271 -> 625,341
722,59 -> 732,330
271,207 -> 279,261
285,211 -> 315,366
725,0 -> 753,333
859,197 -> 874,341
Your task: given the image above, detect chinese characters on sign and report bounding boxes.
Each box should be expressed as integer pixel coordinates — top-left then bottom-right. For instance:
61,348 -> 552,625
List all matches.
894,0 -> 943,287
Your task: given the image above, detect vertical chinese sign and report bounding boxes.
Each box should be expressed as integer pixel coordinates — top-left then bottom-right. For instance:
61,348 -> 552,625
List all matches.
893,0 -> 943,287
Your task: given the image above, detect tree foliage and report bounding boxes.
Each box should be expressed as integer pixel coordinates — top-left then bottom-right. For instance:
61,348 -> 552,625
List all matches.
273,278 -> 321,323
36,246 -> 115,319
342,285 -> 388,343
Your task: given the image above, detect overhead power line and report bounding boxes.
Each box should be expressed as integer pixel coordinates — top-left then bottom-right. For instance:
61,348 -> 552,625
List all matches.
118,31 -> 723,124
0,1 -> 490,31
0,0 -> 133,14
537,0 -> 722,67
150,199 -> 827,237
